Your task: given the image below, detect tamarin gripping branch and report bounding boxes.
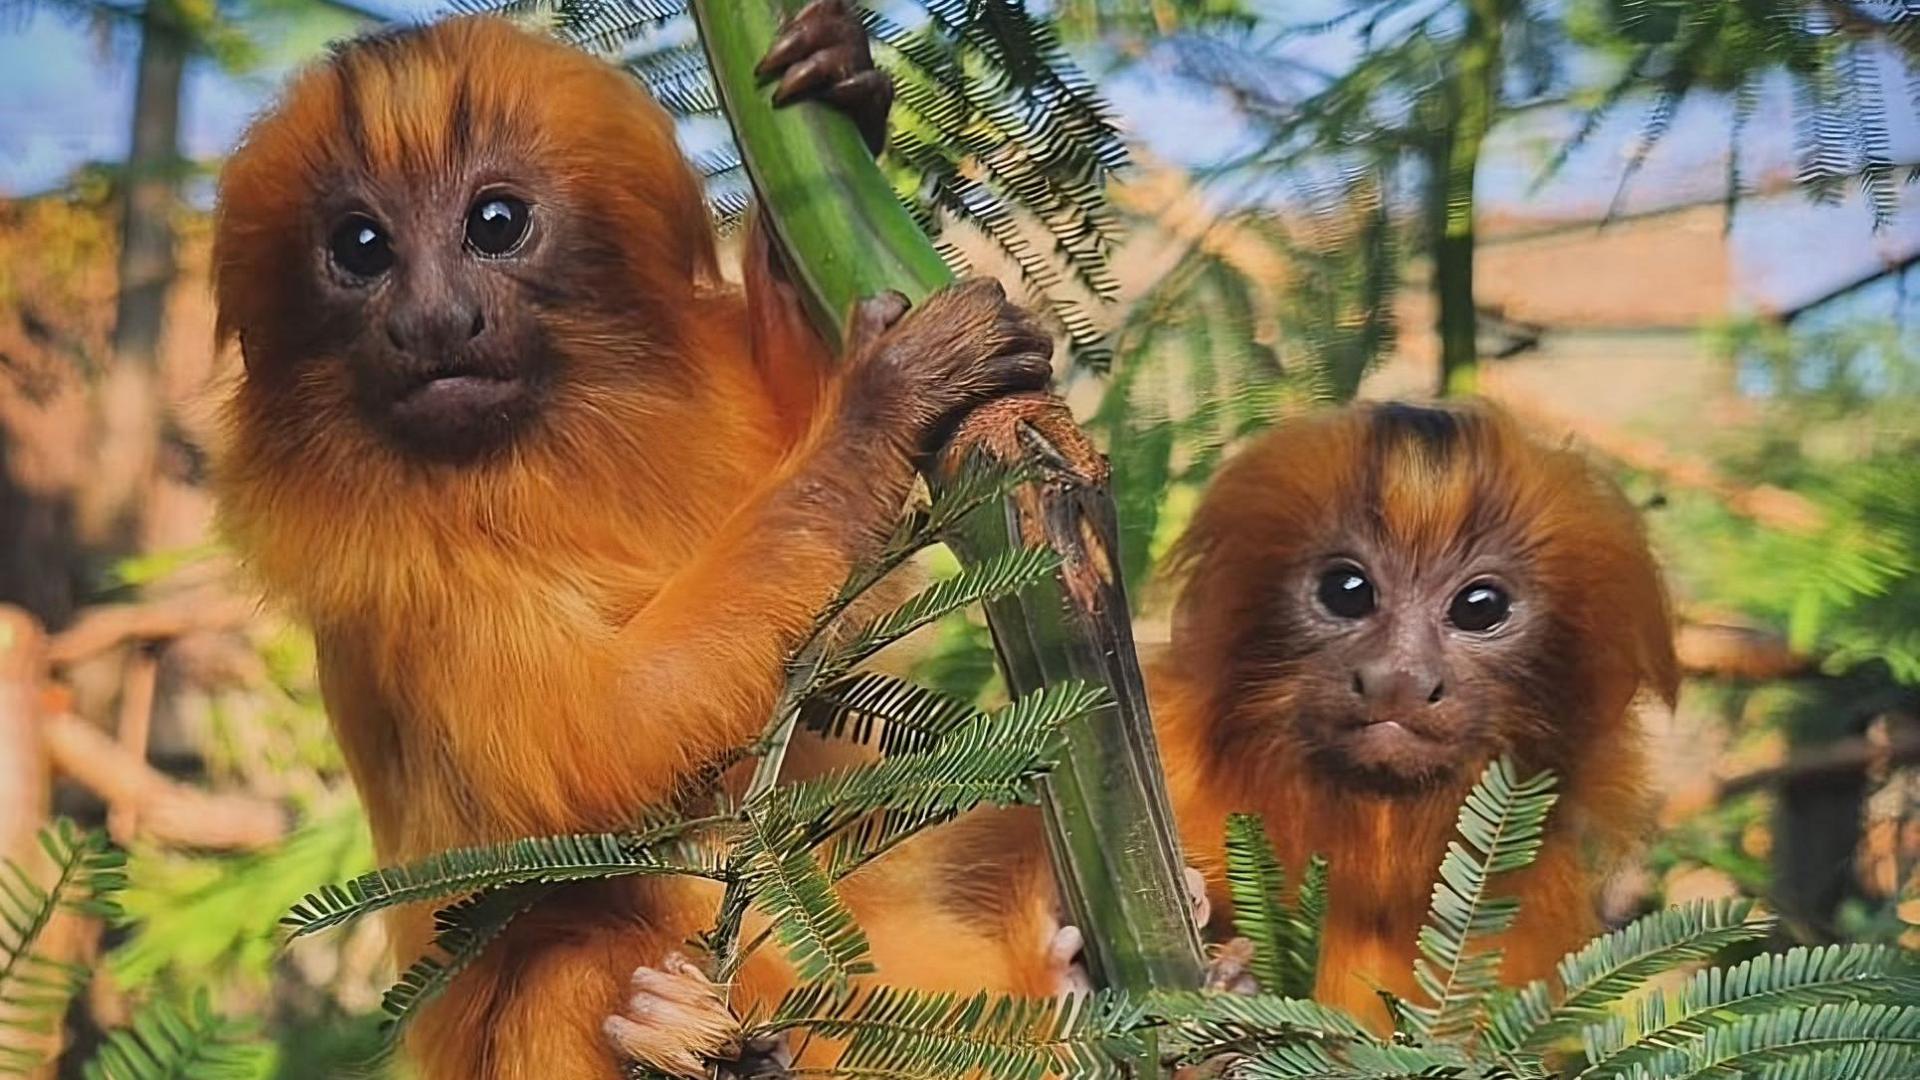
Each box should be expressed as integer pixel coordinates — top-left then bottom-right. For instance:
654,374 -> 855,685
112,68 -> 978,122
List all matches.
211,10 -> 1069,1079
1152,399 -> 1678,1023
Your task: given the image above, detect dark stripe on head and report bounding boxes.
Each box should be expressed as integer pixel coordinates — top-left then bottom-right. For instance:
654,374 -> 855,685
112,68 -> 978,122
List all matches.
1369,403 -> 1466,459
328,24 -> 432,167
449,72 -> 474,161
1357,403 -> 1481,543
335,61 -> 368,165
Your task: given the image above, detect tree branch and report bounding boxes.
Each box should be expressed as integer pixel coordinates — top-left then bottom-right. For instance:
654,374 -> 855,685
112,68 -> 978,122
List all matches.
42,712 -> 287,851
46,592 -> 255,666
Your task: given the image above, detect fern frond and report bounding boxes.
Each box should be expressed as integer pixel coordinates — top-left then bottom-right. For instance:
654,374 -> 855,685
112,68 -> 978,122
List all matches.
380,883 -> 557,1033
1222,814 -> 1324,998
1144,990 -> 1369,1066
823,545 -> 1062,675
1748,1042 -> 1920,1080
1484,898 -> 1768,1055
1607,1001 -> 1920,1080
1223,814 -> 1289,992
1233,1037 -> 1510,1079
764,983 -> 1141,1079
799,672 -> 982,757
814,456 -> 1031,635
820,809 -> 954,882
1579,944 -> 1920,1076
0,820 -> 124,1076
762,680 -> 1099,831
1291,856 -> 1329,997
283,829 -> 724,939
80,990 -> 268,1080
734,811 -> 872,989
1406,758 -> 1558,1045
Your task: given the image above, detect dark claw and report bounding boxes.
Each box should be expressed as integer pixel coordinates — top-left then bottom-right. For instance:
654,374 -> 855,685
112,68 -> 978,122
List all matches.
847,290 -> 911,353
770,47 -> 864,108
755,0 -> 850,78
757,0 -> 891,154
715,1034 -> 792,1079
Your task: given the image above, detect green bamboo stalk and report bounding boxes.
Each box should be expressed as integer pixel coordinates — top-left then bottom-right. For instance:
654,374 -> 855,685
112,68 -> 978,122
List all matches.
693,0 -> 1205,1011
691,2 -> 950,338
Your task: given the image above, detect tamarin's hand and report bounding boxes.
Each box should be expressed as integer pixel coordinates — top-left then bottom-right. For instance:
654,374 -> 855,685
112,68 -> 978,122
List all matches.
759,0 -> 894,154
838,278 -> 1055,460
603,956 -> 742,1078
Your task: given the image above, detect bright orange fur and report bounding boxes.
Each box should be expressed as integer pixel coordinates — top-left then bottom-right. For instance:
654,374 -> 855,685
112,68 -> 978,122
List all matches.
212,17 -> 1059,1079
1152,399 -> 1677,1026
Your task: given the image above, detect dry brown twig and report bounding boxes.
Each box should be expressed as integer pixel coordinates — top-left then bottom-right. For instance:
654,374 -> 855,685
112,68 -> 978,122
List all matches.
46,591 -> 256,667
42,712 -> 287,851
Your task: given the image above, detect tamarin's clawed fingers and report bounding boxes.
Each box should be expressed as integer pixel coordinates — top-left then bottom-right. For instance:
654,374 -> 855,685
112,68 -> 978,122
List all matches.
758,0 -> 894,153
842,276 -> 1055,456
842,289 -> 911,356
1202,938 -> 1260,996
603,956 -> 745,1078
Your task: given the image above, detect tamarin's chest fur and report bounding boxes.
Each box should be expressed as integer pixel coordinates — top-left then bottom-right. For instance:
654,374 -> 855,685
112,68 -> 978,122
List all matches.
1151,660 -> 1619,1027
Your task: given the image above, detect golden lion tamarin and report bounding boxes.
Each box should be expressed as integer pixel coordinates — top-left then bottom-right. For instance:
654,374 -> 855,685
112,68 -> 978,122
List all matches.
1152,399 -> 1678,1023
211,10 -> 1069,1078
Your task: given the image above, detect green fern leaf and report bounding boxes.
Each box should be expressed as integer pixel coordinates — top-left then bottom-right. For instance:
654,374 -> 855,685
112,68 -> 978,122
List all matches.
1222,815 -> 1290,994
381,883 -> 557,1034
762,680 -> 1098,832
764,983 -> 1141,1079
800,671 -> 982,757
1143,989 -> 1369,1066
1234,1037 -> 1511,1078
734,811 -> 873,989
1290,856 -> 1330,998
1609,1001 -> 1920,1080
815,456 -> 1032,635
1,820 -> 125,1077
1580,944 -> 1920,1077
1484,898 -> 1768,1056
1406,758 -> 1558,1045
81,990 -> 268,1080
824,545 -> 1062,675
1747,1042 -> 1920,1080
283,829 -> 723,939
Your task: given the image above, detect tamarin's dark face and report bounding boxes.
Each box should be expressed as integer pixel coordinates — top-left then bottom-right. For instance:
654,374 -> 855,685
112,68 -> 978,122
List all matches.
214,17 -> 717,465
311,165 -> 555,460
1167,402 -> 1678,795
1259,510 -> 1550,791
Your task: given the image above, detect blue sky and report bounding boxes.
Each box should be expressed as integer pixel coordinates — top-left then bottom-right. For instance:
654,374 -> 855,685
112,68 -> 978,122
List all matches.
1,2 -> 1916,317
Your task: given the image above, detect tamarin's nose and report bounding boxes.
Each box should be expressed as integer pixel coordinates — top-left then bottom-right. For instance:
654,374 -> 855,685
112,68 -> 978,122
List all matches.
386,300 -> 485,356
1351,659 -> 1446,711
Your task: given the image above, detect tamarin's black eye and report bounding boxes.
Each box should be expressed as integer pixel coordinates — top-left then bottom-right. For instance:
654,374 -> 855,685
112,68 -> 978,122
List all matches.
328,214 -> 394,278
465,194 -> 530,257
1448,581 -> 1512,632
1316,565 -> 1376,619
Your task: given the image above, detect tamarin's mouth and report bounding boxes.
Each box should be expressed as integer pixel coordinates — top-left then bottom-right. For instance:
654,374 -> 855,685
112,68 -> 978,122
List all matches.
392,372 -> 526,420
376,368 -> 541,462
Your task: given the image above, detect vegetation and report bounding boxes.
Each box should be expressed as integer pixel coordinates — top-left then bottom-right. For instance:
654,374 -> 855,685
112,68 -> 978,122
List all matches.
1,0 -> 1917,1075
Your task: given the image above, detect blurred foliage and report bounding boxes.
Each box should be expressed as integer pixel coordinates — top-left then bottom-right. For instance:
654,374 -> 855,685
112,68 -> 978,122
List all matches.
1570,0 -> 1919,224
1659,318 -> 1920,678
5,0 -> 1919,1073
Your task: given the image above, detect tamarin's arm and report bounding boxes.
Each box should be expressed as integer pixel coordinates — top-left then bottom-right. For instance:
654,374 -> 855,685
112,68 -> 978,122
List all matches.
611,281 -> 1052,793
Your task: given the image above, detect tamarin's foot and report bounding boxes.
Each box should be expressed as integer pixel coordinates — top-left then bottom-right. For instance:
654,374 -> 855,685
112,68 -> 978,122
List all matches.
1046,922 -> 1094,996
1045,866 -> 1217,996
603,954 -> 744,1077
1203,937 -> 1261,995
1183,866 -> 1212,929
758,0 -> 895,153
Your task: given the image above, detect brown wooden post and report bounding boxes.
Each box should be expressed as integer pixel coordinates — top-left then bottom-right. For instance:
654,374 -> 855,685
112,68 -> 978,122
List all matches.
0,604 -> 59,1077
